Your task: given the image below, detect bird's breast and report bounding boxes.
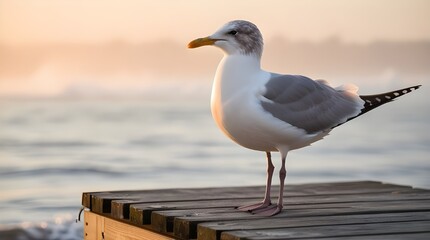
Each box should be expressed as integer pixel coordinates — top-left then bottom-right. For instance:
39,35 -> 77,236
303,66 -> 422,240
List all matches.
210,56 -> 277,151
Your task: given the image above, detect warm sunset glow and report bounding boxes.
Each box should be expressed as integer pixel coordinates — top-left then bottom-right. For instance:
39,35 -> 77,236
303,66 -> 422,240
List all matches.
0,0 -> 429,97
1,0 -> 430,45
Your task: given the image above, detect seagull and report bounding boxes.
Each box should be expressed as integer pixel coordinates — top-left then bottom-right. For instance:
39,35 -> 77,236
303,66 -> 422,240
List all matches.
188,20 -> 421,216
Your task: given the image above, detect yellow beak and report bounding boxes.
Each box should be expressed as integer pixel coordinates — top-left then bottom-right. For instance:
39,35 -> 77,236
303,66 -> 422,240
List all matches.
188,37 -> 218,48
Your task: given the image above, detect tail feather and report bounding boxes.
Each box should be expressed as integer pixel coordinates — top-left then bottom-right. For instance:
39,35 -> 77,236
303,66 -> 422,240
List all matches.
358,85 -> 421,117
334,85 -> 421,128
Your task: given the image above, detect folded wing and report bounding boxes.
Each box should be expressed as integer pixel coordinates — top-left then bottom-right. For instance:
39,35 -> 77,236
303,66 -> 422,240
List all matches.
260,74 -> 363,134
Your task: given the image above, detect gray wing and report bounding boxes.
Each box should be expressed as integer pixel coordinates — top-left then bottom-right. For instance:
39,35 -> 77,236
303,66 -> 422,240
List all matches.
260,74 -> 363,134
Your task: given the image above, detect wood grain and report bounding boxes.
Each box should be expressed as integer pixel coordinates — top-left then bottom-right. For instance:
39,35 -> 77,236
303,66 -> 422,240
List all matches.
81,181 -> 430,240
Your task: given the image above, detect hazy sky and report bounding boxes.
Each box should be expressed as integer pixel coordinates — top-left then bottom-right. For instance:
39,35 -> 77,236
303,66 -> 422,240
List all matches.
1,0 -> 429,97
1,0 -> 430,45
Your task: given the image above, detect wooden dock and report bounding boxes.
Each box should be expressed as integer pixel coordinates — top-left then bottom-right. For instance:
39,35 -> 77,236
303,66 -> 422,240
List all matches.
82,181 -> 430,240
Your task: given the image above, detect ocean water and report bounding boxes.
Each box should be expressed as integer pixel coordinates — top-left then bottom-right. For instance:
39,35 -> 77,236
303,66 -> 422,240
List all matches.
0,84 -> 429,239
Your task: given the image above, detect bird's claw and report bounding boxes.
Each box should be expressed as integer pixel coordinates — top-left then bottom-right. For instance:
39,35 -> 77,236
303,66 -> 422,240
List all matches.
237,201 -> 271,212
251,204 -> 282,216
237,202 -> 283,216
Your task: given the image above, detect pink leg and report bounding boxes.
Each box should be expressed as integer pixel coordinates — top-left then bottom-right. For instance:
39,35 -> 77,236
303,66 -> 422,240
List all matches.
237,152 -> 274,211
252,152 -> 287,216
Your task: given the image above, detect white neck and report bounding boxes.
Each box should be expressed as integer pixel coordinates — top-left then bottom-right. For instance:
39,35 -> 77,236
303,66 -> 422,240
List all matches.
211,54 -> 266,104
221,54 -> 262,70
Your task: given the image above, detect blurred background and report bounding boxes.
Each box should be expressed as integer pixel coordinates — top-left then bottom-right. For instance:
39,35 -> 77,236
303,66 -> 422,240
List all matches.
1,0 -> 429,239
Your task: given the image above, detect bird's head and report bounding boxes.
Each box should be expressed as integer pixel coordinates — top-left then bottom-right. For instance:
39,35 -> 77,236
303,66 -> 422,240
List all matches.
188,20 -> 263,58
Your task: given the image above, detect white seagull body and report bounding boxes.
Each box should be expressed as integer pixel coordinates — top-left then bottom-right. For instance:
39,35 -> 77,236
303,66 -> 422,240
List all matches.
212,55 -> 342,153
188,20 -> 421,216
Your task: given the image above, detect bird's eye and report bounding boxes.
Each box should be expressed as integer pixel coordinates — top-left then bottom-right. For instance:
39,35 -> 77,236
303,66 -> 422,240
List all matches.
227,30 -> 238,36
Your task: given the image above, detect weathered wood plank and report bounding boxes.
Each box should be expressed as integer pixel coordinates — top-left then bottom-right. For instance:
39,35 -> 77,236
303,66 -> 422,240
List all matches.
152,208 -> 234,235
197,211 -> 430,240
117,198 -> 265,221
129,199 -> 260,225
110,181 -> 421,220
153,199 -> 430,239
126,190 -> 430,225
321,233 -> 430,240
185,199 -> 430,239
84,181 -> 415,213
220,221 -> 430,240
86,186 -> 267,214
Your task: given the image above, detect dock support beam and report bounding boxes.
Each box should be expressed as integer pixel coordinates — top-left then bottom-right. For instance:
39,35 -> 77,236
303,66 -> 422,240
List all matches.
84,211 -> 174,240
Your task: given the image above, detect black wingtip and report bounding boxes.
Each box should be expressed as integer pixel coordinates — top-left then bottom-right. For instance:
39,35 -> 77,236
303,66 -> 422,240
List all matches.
333,84 -> 421,129
359,85 -> 421,113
